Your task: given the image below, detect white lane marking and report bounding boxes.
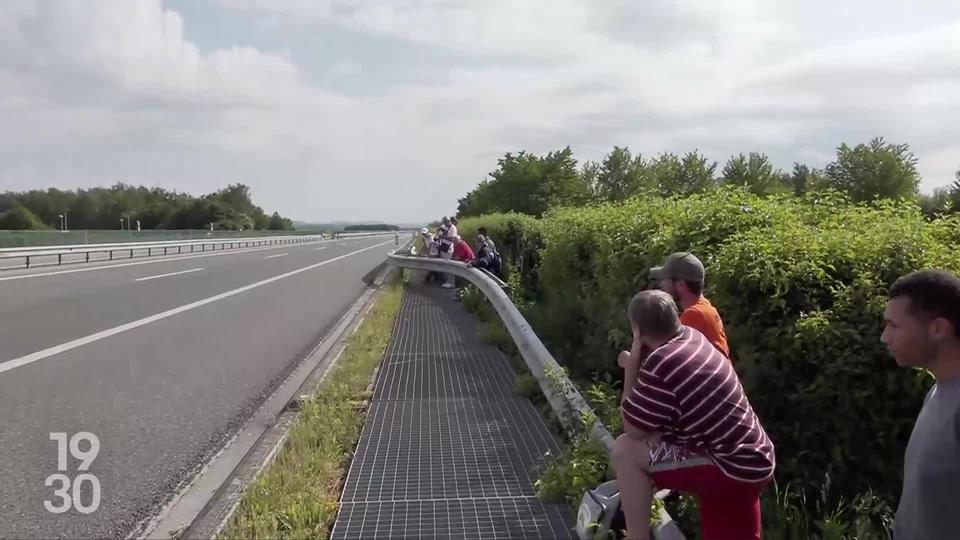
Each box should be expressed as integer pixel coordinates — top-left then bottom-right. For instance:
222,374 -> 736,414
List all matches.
316,247 -> 327,251
0,240 -> 330,282
0,240 -> 393,375
135,268 -> 205,282
264,253 -> 288,259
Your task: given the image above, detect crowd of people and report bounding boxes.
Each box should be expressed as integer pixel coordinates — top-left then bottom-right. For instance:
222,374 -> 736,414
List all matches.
411,217 -> 958,539
613,252 -> 959,540
417,216 -> 501,288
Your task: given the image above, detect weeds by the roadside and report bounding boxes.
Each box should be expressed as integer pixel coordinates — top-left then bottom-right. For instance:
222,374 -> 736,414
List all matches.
219,273 -> 404,539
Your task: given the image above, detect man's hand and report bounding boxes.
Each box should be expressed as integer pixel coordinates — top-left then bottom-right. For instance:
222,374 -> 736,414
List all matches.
617,350 -> 633,369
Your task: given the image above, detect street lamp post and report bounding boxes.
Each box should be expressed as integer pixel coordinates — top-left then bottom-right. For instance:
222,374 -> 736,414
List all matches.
58,214 -> 64,231
63,210 -> 68,232
120,218 -> 125,230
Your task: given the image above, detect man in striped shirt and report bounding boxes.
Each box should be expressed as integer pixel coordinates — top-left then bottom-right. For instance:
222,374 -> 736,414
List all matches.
612,290 -> 775,540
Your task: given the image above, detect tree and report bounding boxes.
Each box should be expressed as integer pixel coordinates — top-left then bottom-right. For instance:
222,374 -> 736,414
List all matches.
790,163 -> 813,197
721,152 -> 782,196
824,137 -> 920,203
650,151 -> 718,197
580,160 -> 600,198
457,147 -> 589,217
593,146 -> 648,202
0,203 -> 47,230
0,183 -> 291,230
919,188 -> 952,217
268,211 -> 293,230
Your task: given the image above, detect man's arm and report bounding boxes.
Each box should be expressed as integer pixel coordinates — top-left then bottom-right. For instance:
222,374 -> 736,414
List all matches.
620,343 -> 671,446
621,412 -> 661,445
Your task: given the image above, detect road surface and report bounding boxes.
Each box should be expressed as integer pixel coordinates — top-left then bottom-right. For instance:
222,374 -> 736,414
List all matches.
0,235 -> 396,538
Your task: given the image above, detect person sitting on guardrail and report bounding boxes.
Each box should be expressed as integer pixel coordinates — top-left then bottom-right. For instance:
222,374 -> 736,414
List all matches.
883,270 -> 960,540
650,252 -> 731,359
613,290 -> 775,540
469,227 -> 502,277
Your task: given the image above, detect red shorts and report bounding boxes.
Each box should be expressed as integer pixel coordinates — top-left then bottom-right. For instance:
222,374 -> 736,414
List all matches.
649,442 -> 770,540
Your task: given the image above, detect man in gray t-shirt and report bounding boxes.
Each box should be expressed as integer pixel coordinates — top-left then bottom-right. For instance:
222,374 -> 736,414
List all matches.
882,270 -> 960,540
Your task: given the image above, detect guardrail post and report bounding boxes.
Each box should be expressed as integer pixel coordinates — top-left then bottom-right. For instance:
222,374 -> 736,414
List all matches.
164,247 -> 168,255
109,250 -> 113,261
148,248 -> 152,256
86,252 -> 90,263
58,253 -> 62,266
26,255 -> 30,268
130,249 -> 134,258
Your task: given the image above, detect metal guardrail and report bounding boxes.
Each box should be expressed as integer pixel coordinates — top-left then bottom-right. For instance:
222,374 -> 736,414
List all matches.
0,235 -> 326,269
386,250 -> 686,540
386,251 -> 615,452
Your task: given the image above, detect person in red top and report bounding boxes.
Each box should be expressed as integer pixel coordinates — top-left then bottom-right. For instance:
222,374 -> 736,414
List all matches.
651,252 -> 730,359
613,290 -> 775,540
452,236 -> 475,263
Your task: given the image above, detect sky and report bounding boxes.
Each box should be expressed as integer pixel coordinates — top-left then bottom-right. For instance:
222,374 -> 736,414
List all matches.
0,0 -> 958,223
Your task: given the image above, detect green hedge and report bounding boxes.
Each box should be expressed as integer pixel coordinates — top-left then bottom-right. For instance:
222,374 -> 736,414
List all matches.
461,187 -> 951,508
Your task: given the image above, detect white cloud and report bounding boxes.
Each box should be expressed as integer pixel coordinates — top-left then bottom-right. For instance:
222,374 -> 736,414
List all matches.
1,0 -> 959,223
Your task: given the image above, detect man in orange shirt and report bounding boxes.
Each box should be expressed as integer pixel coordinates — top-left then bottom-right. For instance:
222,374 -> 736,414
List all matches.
650,252 -> 731,358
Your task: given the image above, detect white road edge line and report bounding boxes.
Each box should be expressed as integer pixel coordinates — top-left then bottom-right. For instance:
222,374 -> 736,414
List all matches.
0,240 -> 394,376
135,268 -> 205,282
0,240 -> 330,282
316,247 -> 327,250
264,253 -> 288,259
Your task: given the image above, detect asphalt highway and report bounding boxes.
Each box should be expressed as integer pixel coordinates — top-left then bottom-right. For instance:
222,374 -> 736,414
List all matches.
0,235 -> 397,538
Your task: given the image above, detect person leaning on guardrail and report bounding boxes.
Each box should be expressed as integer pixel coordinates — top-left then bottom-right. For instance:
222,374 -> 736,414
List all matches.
419,227 -> 442,283
468,227 -> 503,278
437,216 -> 458,289
613,290 -> 775,540
882,270 -> 960,540
451,236 -> 475,264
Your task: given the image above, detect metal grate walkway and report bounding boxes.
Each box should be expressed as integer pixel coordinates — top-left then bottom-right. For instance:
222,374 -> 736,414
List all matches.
331,273 -> 573,539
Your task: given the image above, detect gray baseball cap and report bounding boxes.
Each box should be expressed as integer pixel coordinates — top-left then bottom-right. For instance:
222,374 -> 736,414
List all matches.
650,252 -> 705,282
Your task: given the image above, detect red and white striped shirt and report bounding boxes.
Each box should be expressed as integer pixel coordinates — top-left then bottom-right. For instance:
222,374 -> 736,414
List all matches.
622,326 -> 776,483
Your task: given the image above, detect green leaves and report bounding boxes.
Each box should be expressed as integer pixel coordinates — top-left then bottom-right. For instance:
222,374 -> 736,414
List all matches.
721,152 -> 783,196
464,188 -> 959,515
0,182 -> 292,231
0,203 -> 47,230
824,137 -> 921,203
457,148 -> 589,217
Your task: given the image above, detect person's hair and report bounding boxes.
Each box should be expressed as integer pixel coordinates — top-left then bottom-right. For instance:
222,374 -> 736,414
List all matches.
680,279 -> 704,296
478,227 -> 488,236
890,269 -> 960,337
627,290 -> 681,338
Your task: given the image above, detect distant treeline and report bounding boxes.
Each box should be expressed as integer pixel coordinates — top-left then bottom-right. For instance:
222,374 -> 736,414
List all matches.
0,183 -> 295,231
343,224 -> 398,231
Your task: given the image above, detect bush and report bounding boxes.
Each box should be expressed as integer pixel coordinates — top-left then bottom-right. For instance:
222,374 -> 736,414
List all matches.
460,187 -> 950,512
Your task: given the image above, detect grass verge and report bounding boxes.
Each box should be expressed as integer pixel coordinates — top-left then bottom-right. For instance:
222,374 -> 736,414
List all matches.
219,272 -> 404,539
